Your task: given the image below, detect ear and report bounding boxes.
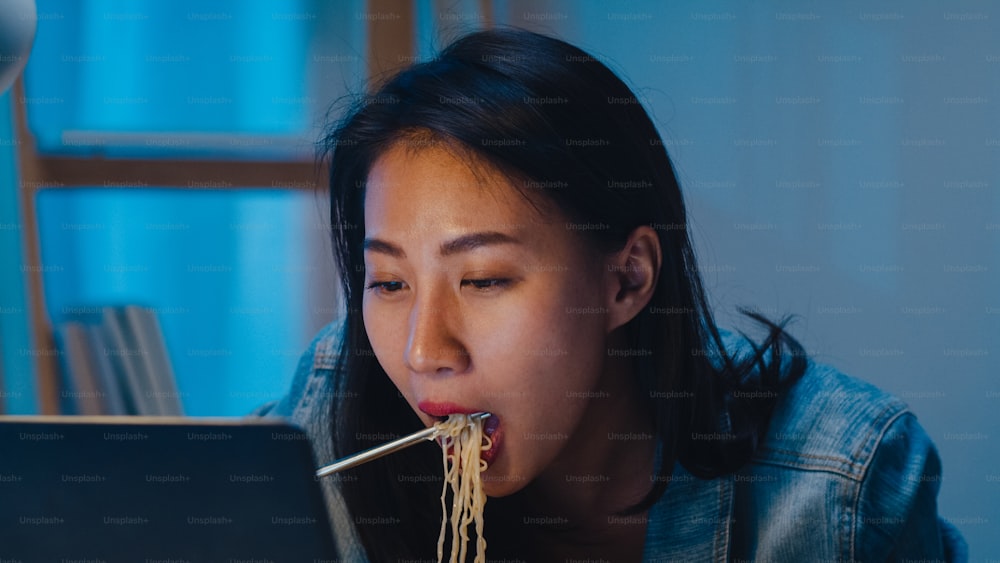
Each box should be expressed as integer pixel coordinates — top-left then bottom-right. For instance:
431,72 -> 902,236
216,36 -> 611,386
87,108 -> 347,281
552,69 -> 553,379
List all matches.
603,226 -> 661,333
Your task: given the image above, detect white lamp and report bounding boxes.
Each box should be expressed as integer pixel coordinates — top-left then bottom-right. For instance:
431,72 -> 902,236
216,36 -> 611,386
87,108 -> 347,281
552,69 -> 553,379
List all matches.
0,0 -> 37,93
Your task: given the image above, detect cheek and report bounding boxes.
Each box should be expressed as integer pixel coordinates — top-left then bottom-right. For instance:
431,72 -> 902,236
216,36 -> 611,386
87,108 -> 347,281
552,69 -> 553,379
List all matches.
519,272 -> 605,352
472,275 -> 609,402
362,298 -> 408,386
473,280 -> 607,482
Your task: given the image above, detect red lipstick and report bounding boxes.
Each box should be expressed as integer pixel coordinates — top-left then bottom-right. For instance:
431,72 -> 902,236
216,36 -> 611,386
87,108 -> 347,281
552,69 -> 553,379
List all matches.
418,401 -> 477,418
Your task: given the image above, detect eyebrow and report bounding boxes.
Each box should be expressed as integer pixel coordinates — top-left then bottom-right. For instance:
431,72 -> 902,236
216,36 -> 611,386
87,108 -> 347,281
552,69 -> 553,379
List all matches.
363,231 -> 521,258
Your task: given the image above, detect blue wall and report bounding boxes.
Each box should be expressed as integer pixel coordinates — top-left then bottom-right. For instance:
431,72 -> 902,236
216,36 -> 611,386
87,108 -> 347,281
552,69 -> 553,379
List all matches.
496,0 -> 999,555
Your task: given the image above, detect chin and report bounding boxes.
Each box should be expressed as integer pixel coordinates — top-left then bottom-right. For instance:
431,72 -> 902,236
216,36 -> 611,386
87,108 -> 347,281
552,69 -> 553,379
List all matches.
482,479 -> 526,498
480,463 -> 530,498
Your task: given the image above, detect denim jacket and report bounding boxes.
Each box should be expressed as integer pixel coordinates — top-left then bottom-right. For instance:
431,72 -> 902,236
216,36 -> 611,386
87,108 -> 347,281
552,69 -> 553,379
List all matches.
253,323 -> 968,562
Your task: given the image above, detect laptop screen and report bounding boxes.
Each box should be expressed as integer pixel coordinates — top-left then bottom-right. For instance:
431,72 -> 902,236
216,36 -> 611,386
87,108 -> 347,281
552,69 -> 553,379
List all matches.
0,416 -> 339,562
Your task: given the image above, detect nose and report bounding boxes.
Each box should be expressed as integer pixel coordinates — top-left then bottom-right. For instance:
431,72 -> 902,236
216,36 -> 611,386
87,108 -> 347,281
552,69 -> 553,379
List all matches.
403,291 -> 470,376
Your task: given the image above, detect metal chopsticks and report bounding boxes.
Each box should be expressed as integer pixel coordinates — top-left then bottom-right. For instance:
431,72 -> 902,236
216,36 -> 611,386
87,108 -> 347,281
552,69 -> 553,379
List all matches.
315,412 -> 491,477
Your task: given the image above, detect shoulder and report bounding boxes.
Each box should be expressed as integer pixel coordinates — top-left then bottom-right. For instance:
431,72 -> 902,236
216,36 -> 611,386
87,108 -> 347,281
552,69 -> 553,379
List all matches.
249,321 -> 343,419
717,329 -> 910,479
308,321 -> 343,371
755,358 -> 910,480
722,334 -> 966,560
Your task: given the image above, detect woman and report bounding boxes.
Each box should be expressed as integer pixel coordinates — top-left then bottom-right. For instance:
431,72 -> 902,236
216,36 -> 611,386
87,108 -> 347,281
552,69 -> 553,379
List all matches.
256,29 -> 966,561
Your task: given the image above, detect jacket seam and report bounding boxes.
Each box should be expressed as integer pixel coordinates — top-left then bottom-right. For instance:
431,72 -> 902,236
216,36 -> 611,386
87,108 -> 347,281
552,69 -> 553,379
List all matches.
751,400 -> 910,482
757,448 -> 863,470
748,454 -> 862,480
853,407 -> 910,478
716,474 -> 733,561
843,472 -> 856,562
848,408 -> 912,561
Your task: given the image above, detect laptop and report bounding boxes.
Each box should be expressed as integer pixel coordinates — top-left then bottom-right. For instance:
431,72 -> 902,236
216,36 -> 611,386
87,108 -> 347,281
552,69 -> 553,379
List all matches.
0,416 -> 339,562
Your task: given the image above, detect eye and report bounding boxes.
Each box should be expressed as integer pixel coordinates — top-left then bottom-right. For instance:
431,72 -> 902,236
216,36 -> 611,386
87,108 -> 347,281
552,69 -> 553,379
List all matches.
365,280 -> 405,294
461,278 -> 512,291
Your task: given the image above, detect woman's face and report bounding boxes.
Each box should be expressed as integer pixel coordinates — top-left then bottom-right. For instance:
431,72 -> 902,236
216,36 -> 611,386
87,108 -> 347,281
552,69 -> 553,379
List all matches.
362,142 -> 616,497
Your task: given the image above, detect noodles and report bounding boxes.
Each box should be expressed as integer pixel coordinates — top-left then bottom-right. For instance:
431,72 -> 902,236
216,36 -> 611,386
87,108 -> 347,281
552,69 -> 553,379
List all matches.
434,414 -> 491,563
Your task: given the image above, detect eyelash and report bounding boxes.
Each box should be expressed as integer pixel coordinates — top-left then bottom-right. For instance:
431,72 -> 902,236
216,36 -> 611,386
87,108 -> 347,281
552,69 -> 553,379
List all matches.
461,278 -> 512,291
364,279 -> 513,293
365,281 -> 404,293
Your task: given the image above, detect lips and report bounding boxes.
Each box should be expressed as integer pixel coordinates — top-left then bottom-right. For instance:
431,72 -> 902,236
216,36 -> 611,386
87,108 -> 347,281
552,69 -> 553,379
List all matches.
418,401 -> 478,418
418,400 -> 501,465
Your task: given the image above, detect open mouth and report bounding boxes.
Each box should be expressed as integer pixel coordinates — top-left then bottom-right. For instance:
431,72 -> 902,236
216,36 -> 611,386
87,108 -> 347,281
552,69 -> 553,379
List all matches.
480,414 -> 501,465
420,402 -> 502,465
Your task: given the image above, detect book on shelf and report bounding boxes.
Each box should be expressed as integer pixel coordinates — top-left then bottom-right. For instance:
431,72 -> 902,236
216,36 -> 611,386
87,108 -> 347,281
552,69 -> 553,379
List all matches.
52,305 -> 184,416
84,324 -> 127,415
53,322 -> 104,415
123,305 -> 184,416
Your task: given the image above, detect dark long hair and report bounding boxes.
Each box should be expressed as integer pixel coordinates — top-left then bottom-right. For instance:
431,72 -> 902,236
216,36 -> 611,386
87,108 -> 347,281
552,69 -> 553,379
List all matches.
321,28 -> 807,560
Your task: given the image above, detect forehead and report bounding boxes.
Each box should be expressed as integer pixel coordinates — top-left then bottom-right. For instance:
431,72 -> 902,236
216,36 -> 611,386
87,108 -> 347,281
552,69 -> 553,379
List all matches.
363,143 -> 546,234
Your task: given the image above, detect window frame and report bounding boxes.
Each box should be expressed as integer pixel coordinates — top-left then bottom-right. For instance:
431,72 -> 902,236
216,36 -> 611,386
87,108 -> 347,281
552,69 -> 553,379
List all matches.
14,0 -> 424,413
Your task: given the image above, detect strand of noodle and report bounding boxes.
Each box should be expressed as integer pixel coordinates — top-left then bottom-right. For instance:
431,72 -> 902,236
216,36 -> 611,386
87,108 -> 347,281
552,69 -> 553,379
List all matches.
454,420 -> 471,561
458,426 -> 478,562
474,456 -> 487,558
444,418 -> 464,562
433,414 -> 490,563
450,428 -> 462,561
436,432 -> 453,562
460,428 -> 487,562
